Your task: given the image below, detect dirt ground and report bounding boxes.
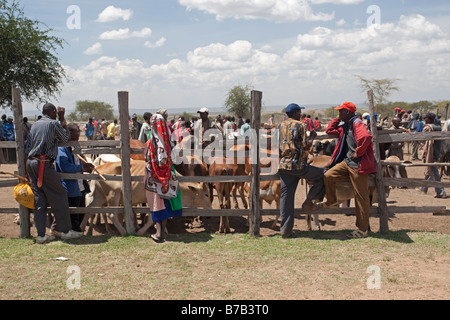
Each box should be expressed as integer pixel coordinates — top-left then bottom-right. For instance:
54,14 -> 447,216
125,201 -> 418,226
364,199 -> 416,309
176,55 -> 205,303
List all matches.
0,156 -> 449,238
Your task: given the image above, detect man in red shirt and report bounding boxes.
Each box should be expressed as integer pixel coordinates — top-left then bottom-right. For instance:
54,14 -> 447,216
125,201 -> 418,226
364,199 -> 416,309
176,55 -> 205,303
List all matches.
321,102 -> 377,238
313,117 -> 321,131
301,114 -> 314,131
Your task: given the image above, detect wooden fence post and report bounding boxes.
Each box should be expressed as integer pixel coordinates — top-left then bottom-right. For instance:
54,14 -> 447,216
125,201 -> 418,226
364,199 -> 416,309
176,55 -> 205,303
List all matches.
118,91 -> 135,235
368,90 -> 389,233
249,90 -> 262,236
12,88 -> 31,238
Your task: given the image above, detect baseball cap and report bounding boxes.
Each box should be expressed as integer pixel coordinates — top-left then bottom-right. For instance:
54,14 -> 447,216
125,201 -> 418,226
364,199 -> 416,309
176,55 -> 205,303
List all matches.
197,107 -> 209,113
7,116 -> 13,120
335,102 -> 356,113
285,103 -> 305,114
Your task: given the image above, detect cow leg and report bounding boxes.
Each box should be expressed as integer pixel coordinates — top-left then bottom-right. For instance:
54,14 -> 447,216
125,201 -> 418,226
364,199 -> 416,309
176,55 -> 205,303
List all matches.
219,216 -> 230,234
224,189 -> 232,233
312,213 -> 320,230
136,214 -> 154,236
80,213 -> 90,232
238,183 -> 248,209
103,213 -> 115,235
271,198 -> 280,229
85,214 -> 96,236
306,214 -> 312,231
111,213 -> 127,236
232,184 -> 239,209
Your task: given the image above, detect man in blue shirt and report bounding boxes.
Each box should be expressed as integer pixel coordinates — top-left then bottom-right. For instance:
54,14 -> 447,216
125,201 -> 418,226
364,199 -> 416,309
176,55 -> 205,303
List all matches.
56,123 -> 95,232
240,118 -> 251,136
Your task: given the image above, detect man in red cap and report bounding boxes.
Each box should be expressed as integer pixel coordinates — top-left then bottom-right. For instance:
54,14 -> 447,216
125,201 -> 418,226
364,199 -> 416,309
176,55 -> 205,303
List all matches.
322,102 -> 377,238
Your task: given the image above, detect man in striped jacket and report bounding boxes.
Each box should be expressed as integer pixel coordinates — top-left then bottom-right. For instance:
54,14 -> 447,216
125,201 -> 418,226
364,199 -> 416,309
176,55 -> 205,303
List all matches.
25,103 -> 84,244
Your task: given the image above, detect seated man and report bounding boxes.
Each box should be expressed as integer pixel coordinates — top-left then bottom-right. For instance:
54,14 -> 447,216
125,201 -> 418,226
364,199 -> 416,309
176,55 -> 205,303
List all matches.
322,102 -> 377,239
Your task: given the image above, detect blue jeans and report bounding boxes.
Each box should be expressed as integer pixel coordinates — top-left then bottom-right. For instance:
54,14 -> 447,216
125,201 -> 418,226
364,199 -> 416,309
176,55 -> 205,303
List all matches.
421,166 -> 446,197
279,165 -> 325,236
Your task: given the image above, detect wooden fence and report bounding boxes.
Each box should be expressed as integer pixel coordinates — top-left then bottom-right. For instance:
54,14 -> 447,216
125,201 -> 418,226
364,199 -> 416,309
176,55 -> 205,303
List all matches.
1,88 -> 449,239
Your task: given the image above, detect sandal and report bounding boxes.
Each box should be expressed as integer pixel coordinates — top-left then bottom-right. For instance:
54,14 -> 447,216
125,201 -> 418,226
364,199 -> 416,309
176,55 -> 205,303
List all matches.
151,234 -> 165,243
346,230 -> 368,239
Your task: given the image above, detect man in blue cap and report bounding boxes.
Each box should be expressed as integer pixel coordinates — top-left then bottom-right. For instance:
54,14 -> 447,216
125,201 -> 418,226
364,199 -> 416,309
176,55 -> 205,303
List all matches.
278,103 -> 325,238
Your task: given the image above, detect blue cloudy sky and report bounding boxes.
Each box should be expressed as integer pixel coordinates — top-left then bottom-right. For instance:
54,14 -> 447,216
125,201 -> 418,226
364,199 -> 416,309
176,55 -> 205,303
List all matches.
17,0 -> 450,113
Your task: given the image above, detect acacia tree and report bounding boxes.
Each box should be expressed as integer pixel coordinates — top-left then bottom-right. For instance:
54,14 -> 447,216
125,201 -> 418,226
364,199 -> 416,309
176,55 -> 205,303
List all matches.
355,75 -> 400,109
224,84 -> 252,118
0,0 -> 66,109
68,100 -> 115,122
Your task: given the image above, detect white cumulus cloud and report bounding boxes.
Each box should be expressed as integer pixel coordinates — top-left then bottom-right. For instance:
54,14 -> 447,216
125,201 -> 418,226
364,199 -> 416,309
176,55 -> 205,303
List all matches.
97,6 -> 133,22
144,37 -> 167,49
83,42 -> 102,55
99,28 -> 152,40
178,0 -> 335,22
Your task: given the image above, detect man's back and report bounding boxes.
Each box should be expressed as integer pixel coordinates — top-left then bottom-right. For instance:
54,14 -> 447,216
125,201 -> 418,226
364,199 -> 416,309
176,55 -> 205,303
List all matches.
25,116 -> 69,159
279,118 -> 307,170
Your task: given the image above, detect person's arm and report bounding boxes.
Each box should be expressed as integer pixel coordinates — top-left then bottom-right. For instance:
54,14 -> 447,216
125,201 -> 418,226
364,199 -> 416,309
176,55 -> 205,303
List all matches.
352,121 -> 373,159
57,148 -> 83,173
55,107 -> 69,143
325,117 -> 341,136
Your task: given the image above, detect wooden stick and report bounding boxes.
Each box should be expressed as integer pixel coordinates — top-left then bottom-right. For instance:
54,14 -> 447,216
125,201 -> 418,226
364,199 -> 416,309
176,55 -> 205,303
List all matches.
0,171 -> 29,182
75,154 -> 107,181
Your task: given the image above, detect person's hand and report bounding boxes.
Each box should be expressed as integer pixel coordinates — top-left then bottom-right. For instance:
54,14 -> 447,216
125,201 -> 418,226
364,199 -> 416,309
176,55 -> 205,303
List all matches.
82,163 -> 95,173
57,106 -> 65,120
350,152 -> 358,160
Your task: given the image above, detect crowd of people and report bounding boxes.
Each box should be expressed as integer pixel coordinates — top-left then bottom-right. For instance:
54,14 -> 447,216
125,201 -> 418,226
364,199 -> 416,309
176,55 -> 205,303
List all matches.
4,100 -> 446,244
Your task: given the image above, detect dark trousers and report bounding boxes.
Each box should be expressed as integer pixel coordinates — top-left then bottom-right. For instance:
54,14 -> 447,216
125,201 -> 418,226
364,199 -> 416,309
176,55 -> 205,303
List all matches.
68,196 -> 85,232
279,165 -> 325,236
27,158 -> 72,237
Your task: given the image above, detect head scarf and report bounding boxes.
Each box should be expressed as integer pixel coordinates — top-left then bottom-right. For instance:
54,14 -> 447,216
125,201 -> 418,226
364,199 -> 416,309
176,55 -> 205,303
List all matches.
145,114 -> 173,193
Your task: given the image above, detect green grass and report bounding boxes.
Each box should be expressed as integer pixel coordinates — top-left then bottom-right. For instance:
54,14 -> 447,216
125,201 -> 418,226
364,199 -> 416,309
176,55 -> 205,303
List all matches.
0,230 -> 448,300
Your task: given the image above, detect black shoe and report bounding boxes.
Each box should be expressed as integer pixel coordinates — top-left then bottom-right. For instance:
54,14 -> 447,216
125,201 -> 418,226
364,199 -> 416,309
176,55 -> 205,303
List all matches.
281,231 -> 295,239
151,234 -> 165,243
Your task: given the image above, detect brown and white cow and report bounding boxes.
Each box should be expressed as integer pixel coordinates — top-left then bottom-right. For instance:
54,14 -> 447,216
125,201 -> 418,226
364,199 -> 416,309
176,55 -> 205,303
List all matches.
244,179 -> 281,228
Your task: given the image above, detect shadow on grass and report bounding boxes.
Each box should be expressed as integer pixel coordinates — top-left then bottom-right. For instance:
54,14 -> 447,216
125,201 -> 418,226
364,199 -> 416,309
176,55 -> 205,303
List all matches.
60,235 -> 114,245
289,229 -> 415,243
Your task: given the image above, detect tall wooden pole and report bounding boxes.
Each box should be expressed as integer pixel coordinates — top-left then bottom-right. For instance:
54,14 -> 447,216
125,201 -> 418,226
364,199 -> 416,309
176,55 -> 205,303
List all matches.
249,90 -> 262,236
118,91 -> 135,235
368,90 -> 389,233
12,88 -> 30,238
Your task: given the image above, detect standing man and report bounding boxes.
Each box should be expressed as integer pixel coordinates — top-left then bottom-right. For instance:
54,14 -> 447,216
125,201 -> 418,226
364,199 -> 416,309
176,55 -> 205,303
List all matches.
130,113 -> 142,140
84,117 -> 95,140
417,113 -> 447,198
194,107 -> 213,148
100,118 -> 108,139
107,120 -> 118,140
138,112 -> 152,143
322,102 -> 377,239
56,123 -> 95,232
278,103 -> 324,238
25,103 -> 84,244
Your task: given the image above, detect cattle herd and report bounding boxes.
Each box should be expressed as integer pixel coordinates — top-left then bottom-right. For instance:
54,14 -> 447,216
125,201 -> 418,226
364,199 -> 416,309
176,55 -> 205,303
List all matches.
17,119 -> 440,237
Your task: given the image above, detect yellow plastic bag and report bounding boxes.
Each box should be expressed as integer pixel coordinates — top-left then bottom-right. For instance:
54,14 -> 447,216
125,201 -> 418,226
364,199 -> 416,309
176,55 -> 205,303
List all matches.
14,182 -> 35,209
